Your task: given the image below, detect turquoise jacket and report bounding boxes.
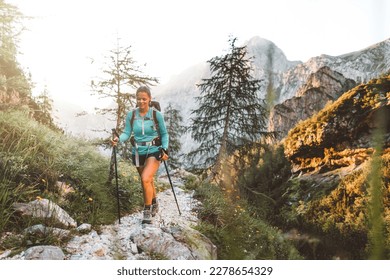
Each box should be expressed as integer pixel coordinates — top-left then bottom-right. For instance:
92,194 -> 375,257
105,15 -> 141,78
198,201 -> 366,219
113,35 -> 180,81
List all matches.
119,108 -> 169,155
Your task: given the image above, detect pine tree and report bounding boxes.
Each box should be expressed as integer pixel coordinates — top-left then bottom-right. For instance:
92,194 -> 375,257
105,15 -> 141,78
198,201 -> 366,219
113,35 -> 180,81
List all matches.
0,0 -> 21,77
189,37 -> 270,180
0,1 -> 57,131
164,103 -> 185,169
0,0 -> 31,97
32,85 -> 60,131
90,37 -> 158,133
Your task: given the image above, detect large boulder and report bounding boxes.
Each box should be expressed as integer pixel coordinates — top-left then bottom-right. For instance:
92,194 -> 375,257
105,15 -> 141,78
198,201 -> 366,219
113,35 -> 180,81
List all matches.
24,245 -> 65,260
131,224 -> 217,260
13,198 -> 77,228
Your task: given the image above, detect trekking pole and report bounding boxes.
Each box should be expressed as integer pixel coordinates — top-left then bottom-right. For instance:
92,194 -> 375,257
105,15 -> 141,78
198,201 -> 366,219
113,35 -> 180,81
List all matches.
162,159 -> 181,215
112,129 -> 121,224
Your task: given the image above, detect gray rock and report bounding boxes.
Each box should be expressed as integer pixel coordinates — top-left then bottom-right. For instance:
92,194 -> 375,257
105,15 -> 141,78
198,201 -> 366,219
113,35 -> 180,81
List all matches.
171,225 -> 218,260
13,199 -> 77,228
9,170 -> 217,260
132,226 -> 194,260
24,245 -> 65,260
0,250 -> 12,260
77,223 -> 92,233
24,224 -> 71,239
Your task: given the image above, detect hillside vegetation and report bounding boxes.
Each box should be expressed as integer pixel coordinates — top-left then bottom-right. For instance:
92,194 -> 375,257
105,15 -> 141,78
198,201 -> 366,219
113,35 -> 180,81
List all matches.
284,74 -> 390,173
0,109 -> 142,236
0,108 -> 303,260
281,74 -> 390,258
226,74 -> 390,259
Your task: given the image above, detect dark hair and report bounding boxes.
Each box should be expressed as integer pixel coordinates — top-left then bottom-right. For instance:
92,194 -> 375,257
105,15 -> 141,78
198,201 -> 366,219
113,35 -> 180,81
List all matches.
136,86 -> 151,98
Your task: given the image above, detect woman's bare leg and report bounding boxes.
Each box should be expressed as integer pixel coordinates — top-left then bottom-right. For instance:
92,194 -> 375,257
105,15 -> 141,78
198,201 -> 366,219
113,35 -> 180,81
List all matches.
139,157 -> 160,206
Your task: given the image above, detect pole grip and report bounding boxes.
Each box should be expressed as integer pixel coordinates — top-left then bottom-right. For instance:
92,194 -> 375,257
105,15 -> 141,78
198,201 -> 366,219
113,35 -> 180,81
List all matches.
112,128 -> 119,138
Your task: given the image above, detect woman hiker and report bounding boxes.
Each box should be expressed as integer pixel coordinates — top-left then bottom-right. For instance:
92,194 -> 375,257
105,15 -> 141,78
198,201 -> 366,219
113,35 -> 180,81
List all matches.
112,85 -> 169,224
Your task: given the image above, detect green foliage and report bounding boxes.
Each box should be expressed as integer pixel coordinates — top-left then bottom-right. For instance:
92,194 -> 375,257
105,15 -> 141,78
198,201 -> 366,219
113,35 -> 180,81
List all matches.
189,36 -> 270,176
0,182 -> 17,232
279,74 -> 390,258
164,102 -> 185,169
194,182 -> 302,259
236,143 -> 292,221
0,109 -> 141,233
277,150 -> 390,259
90,39 -> 158,134
0,0 -> 31,97
0,181 -> 38,233
115,158 -> 144,213
0,1 -> 55,130
0,0 -> 23,77
367,108 -> 387,259
284,75 -> 390,170
31,86 -> 60,131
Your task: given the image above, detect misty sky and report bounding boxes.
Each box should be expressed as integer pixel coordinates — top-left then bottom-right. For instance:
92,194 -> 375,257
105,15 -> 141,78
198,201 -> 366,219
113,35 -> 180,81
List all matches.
8,0 -> 390,110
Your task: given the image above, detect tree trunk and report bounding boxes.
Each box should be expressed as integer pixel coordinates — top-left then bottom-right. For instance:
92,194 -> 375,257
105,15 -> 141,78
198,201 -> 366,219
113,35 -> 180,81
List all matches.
211,102 -> 231,182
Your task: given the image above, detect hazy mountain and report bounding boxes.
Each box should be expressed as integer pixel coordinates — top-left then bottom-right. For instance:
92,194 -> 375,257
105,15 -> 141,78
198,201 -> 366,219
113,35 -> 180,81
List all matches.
154,37 -> 301,124
152,36 -> 389,157
278,38 -> 390,103
56,36 -> 390,158
269,66 -> 357,141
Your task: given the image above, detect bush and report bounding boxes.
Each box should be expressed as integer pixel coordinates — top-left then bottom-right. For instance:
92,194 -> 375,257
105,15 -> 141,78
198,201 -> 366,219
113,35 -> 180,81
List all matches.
235,144 -> 292,222
278,150 -> 390,259
194,182 -> 302,260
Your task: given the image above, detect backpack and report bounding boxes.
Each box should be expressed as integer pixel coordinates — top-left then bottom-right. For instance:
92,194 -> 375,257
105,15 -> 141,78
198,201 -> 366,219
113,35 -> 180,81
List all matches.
130,100 -> 160,128
129,101 -> 161,146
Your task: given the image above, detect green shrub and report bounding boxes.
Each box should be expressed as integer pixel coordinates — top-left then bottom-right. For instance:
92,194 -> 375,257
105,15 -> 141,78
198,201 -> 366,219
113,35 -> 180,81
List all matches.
236,144 -> 292,222
194,182 -> 302,260
278,150 -> 390,259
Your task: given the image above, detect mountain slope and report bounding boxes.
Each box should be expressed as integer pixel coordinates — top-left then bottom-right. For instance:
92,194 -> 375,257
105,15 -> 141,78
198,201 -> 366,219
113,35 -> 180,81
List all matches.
153,37 -> 389,158
284,74 -> 390,173
278,38 -> 390,103
279,74 -> 390,258
269,66 -> 357,141
56,37 -> 390,160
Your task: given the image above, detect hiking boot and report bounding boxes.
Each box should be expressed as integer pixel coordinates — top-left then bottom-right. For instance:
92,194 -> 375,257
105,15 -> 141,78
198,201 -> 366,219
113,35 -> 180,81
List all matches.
142,208 -> 152,224
151,201 -> 159,217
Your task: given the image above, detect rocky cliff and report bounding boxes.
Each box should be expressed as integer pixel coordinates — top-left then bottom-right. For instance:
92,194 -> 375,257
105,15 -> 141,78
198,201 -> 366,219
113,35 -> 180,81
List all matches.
278,75 -> 390,258
152,37 -> 390,159
284,74 -> 390,174
269,66 -> 357,141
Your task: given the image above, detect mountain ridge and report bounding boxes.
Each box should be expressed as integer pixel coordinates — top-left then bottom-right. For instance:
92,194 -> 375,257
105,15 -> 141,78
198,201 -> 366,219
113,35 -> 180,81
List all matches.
151,36 -> 389,158
55,37 -> 390,147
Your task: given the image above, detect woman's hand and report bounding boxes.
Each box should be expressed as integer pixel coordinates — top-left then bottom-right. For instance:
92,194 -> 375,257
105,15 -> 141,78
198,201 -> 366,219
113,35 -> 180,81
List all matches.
111,136 -> 119,146
160,148 -> 169,161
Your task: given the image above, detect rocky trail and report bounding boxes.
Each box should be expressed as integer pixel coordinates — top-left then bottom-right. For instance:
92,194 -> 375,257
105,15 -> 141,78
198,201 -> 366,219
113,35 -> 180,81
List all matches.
1,170 -> 217,260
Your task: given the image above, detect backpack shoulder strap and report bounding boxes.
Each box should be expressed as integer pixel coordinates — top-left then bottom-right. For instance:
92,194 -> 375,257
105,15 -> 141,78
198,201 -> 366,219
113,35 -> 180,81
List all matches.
152,108 -> 160,137
130,108 -> 160,135
130,109 -> 137,128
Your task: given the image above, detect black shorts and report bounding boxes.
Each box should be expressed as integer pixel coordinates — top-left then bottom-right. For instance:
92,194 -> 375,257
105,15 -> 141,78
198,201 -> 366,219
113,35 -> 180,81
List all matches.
132,151 -> 161,167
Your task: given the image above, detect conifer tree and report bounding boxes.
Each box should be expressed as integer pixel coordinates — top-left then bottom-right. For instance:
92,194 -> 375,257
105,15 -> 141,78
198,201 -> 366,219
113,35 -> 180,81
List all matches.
33,85 -> 60,131
90,38 -> 158,133
0,0 -> 21,77
164,103 -> 185,169
0,0 -> 30,96
189,37 -> 270,180
0,1 -> 56,130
